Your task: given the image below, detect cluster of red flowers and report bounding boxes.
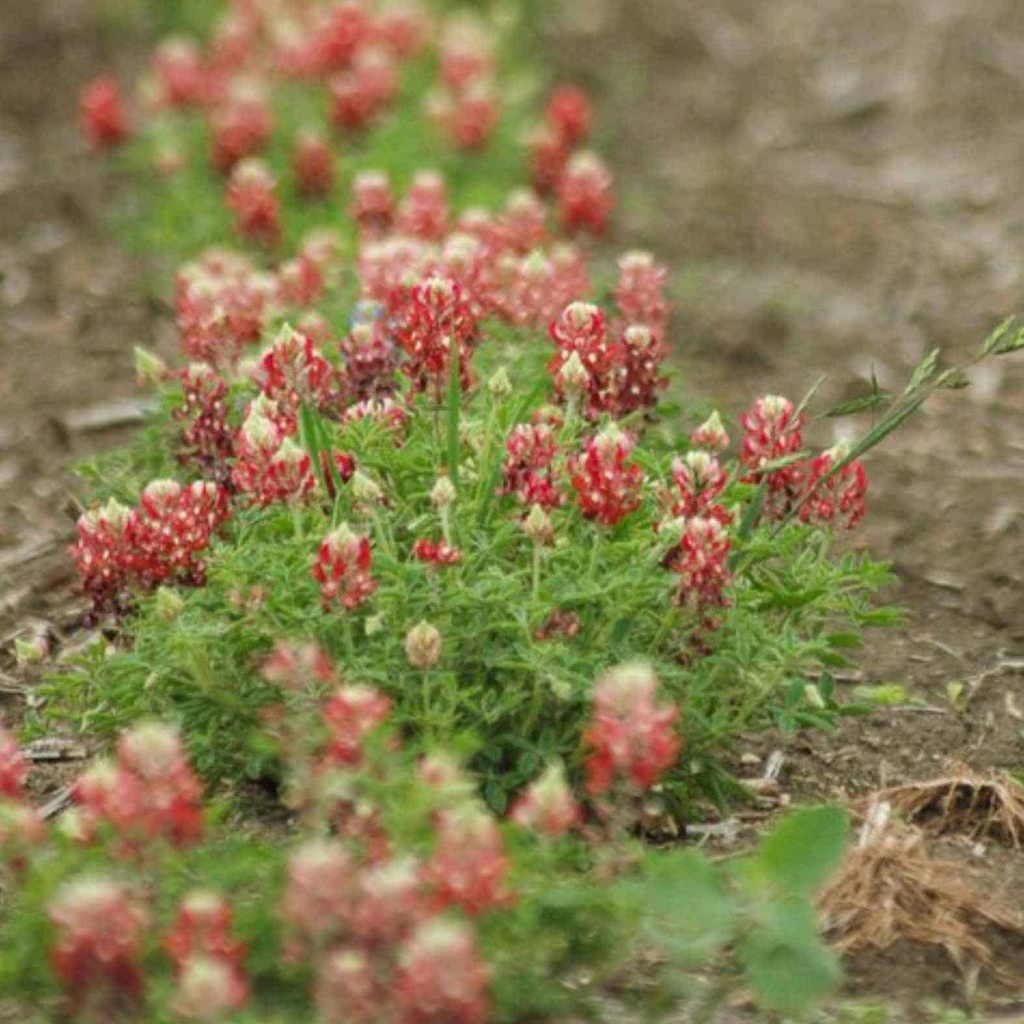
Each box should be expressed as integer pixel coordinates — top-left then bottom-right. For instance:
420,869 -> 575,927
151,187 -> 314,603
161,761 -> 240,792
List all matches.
69,722 -> 205,854
740,395 -> 868,528
226,158 -> 281,246
499,421 -> 564,510
313,524 -> 378,610
582,663 -> 681,796
547,290 -> 670,422
569,426 -> 646,528
430,18 -> 499,150
0,728 -> 45,872
164,893 -> 250,1019
70,481 -> 229,621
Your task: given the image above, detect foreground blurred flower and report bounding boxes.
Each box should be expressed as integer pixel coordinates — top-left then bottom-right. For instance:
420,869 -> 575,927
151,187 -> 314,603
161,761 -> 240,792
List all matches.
583,663 -> 681,796
48,876 -> 147,1019
510,763 -> 580,837
396,919 -> 490,1024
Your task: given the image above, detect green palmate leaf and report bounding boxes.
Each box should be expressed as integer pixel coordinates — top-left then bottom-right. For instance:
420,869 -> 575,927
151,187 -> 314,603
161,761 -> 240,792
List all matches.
904,347 -> 939,394
739,899 -> 842,1014
751,805 -> 849,896
627,850 -> 736,966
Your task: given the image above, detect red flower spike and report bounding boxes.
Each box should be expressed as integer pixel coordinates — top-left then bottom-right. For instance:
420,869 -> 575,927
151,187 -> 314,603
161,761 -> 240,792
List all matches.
0,728 -> 28,802
583,663 -> 681,796
277,254 -> 325,308
150,38 -> 208,109
396,171 -> 450,241
395,919 -> 491,1024
374,2 -> 430,57
313,524 -> 378,611
740,394 -> 806,520
395,275 -> 478,402
164,891 -> 247,979
509,763 -> 581,837
663,516 -> 733,615
321,684 -> 392,767
569,426 -> 645,527
545,85 -> 593,146
799,444 -> 868,529
527,125 -> 570,195
439,18 -> 495,91
557,151 -> 614,235
690,410 -> 730,451
255,326 -> 341,417
349,856 -> 427,947
293,130 -> 336,199
351,170 -> 396,239
499,423 -> 564,510
316,948 -> 382,1024
426,807 -> 513,916
281,839 -> 357,949
614,324 -> 668,416
173,363 -> 235,486
664,451 -> 732,524
340,321 -> 400,400
226,158 -> 281,247
413,538 -> 463,565
615,250 -> 671,335
175,252 -> 276,366
444,83 -> 500,151
48,877 -> 147,1019
171,955 -> 250,1021
79,76 -> 129,149
209,87 -> 273,173
547,301 -> 619,420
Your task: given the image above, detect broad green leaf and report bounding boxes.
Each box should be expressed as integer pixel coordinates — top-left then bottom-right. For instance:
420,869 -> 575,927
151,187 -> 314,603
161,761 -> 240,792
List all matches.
751,805 -> 849,896
739,899 -> 841,1014
627,850 -> 736,966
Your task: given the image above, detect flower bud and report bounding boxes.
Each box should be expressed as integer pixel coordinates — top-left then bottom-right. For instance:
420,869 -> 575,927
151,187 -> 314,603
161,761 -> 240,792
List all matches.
155,587 -> 186,621
351,471 -> 384,504
556,351 -> 589,397
430,474 -> 457,509
522,504 -> 553,545
365,612 -> 386,637
691,410 -> 729,451
134,346 -> 167,385
405,621 -> 442,669
487,367 -> 512,399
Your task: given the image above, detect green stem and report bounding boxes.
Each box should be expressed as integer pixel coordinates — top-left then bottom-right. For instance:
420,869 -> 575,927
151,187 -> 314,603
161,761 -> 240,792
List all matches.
531,541 -> 542,602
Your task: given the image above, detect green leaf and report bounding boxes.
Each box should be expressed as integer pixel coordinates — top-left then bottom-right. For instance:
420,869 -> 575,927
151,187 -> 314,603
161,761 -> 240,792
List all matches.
739,899 -> 841,1014
980,315 -> 1024,356
904,347 -> 939,394
751,805 -> 849,896
825,391 -> 889,417
627,851 -> 736,966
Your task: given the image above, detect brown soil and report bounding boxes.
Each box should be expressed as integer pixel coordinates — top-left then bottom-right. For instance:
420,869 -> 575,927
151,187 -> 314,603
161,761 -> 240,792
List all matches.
545,0 -> 1024,1015
6,0 -> 1024,1016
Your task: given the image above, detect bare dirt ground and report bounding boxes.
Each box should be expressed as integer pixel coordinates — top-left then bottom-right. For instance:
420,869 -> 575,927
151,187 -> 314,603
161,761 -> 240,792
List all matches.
0,1 -> 167,649
545,0 -> 1024,1013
